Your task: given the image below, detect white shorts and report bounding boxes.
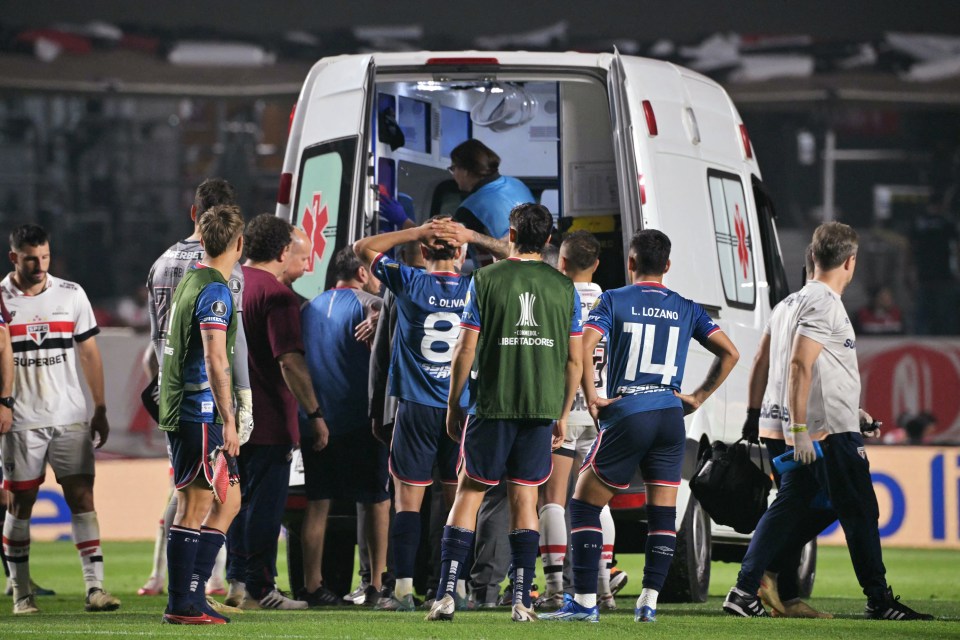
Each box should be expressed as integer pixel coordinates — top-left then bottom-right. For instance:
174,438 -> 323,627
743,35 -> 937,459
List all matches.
559,421 -> 599,460
1,424 -> 95,491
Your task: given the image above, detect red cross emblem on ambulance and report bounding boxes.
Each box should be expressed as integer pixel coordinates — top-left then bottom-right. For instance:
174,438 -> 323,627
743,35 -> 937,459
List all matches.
301,192 -> 329,273
733,203 -> 749,278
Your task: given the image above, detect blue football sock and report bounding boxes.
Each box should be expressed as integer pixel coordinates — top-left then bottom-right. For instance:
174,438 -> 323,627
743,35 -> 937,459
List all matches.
166,526 -> 200,612
192,526 -> 226,606
643,505 -> 677,591
391,511 -> 421,580
437,525 -> 475,600
569,498 -> 603,598
508,529 -> 539,608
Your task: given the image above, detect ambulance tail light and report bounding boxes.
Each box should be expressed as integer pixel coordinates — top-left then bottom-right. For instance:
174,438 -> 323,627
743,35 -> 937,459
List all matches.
426,57 -> 500,66
277,172 -> 292,205
739,123 -> 753,159
642,100 -> 658,137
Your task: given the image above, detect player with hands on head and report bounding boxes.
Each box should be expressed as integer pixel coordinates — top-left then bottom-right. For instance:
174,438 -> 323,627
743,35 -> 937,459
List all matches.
354,216 -> 490,611
426,203 -> 583,623
541,229 -> 739,625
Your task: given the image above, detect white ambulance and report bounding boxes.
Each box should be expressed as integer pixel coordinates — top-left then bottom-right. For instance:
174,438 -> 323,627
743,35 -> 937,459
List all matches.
276,51 -> 807,602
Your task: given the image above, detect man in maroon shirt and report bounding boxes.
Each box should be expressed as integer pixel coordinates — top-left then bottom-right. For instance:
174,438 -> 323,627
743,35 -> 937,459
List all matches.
225,214 -> 328,610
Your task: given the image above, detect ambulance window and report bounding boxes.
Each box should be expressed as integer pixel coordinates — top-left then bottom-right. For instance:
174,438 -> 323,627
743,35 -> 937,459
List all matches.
752,176 -> 790,307
398,96 -> 431,154
291,138 -> 357,298
708,169 -> 756,309
440,106 -> 471,157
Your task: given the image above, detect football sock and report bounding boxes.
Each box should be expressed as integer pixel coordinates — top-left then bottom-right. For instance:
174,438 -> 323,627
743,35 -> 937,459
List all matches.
538,503 -> 566,594
569,498 -> 602,606
437,526 -> 474,601
167,525 -> 200,611
391,511 -> 420,582
192,527 -> 226,605
0,505 -> 9,579
637,587 -> 658,611
599,505 -> 615,596
643,505 -> 677,591
71,512 -> 104,591
508,529 -> 539,608
2,514 -> 30,597
456,579 -> 467,599
211,544 -> 227,589
151,494 -> 177,581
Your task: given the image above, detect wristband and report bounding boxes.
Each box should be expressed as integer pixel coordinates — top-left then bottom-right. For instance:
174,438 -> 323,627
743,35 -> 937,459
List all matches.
789,423 -> 808,433
307,407 -> 324,420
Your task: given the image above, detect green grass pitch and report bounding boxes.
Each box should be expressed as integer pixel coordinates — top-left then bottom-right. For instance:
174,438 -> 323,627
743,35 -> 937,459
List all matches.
1,541 -> 958,638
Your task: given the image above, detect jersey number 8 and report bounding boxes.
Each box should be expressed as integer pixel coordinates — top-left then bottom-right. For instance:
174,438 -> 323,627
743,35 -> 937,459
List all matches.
421,312 -> 461,364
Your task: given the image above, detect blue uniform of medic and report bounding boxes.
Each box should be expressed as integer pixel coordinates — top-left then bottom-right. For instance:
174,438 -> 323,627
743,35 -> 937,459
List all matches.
581,281 -> 720,490
454,175 -> 534,240
371,252 -> 470,486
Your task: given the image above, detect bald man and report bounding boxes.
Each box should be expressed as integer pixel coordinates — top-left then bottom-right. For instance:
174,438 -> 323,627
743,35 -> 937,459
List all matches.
280,228 -> 312,289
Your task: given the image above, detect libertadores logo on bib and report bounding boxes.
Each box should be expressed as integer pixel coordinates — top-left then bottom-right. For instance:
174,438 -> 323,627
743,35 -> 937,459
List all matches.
27,323 -> 49,345
516,292 -> 538,327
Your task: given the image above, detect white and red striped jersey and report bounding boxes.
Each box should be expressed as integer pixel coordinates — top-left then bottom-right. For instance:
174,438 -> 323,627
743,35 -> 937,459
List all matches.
1,273 -> 99,430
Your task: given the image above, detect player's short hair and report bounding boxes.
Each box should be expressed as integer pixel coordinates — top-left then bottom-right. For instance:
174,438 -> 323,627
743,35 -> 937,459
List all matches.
423,215 -> 457,261
811,222 -> 858,270
9,223 -> 49,252
449,139 -> 500,178
194,178 -> 236,214
629,229 -> 671,275
509,203 -> 553,255
244,213 -> 292,263
560,230 -> 601,273
198,205 -> 244,258
331,246 -> 363,282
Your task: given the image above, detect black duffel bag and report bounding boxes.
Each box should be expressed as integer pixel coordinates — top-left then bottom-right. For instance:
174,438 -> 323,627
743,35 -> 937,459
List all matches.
689,435 -> 772,534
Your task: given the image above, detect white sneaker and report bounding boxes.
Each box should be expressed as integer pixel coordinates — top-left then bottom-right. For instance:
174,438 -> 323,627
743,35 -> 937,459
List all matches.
253,588 -> 308,610
512,602 -> 538,622
224,580 -> 246,607
425,594 -> 455,621
14,593 -> 40,615
343,581 -> 370,605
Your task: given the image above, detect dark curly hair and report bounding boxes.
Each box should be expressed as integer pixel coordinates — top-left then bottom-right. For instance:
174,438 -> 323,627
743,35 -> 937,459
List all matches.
509,203 -> 554,255
244,213 -> 293,263
194,178 -> 236,214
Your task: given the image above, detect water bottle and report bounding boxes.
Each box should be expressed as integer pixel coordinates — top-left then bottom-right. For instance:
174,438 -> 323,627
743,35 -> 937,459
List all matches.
772,441 -> 823,475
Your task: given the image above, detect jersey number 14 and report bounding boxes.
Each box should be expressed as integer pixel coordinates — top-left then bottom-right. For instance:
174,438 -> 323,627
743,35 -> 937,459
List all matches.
623,322 -> 679,385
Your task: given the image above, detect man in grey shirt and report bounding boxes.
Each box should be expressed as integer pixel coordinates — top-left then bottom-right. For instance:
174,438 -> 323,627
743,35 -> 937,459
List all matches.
725,222 -> 932,622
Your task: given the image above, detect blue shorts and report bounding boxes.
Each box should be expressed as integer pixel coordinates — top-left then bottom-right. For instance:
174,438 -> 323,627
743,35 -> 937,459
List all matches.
167,421 -> 222,490
302,429 -> 389,504
459,416 -> 553,487
580,408 -> 685,490
389,400 -> 459,486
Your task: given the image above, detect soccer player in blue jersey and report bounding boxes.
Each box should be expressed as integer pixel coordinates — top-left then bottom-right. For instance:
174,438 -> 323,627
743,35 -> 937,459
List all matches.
354,217 -> 499,611
541,229 -> 739,624
158,206 -> 245,625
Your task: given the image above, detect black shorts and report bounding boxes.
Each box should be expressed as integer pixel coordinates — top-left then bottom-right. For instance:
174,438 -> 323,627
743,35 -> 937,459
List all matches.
167,421 -> 222,490
459,416 -> 553,487
302,429 -> 389,504
389,400 -> 459,486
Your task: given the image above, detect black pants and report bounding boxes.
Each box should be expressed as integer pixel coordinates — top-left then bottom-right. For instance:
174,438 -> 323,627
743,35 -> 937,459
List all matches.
227,444 -> 292,598
738,432 -> 887,601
